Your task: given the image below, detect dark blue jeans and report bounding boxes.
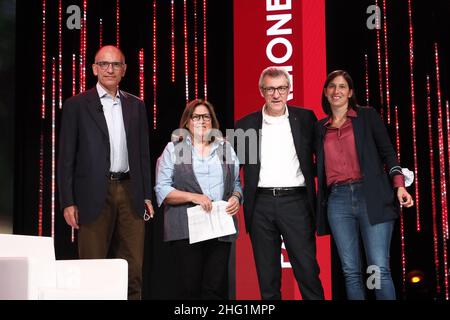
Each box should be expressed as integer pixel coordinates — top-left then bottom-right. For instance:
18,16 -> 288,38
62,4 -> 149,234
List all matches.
327,181 -> 396,300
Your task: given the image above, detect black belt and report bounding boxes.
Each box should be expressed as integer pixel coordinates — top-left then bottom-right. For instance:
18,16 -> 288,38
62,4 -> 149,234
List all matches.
257,187 -> 306,197
331,179 -> 362,187
109,172 -> 130,181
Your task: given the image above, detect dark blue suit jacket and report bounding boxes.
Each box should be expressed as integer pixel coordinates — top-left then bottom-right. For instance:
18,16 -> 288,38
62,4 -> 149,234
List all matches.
57,87 -> 152,224
315,106 -> 401,236
235,106 -> 317,233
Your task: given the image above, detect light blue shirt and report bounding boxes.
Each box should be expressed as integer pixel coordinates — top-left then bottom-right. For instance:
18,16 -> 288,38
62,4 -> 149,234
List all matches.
154,137 -> 242,207
96,83 -> 129,173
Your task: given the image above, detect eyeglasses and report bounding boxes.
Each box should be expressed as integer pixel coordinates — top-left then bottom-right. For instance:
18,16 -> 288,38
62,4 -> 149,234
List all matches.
262,86 -> 289,95
191,113 -> 212,122
95,61 -> 125,71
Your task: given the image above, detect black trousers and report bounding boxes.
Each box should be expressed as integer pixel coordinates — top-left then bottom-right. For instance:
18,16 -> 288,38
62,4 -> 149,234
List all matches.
171,238 -> 232,300
250,192 -> 324,300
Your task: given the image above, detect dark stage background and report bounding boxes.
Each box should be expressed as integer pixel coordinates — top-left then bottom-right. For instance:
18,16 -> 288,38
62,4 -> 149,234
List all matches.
11,0 -> 450,300
0,0 -> 14,235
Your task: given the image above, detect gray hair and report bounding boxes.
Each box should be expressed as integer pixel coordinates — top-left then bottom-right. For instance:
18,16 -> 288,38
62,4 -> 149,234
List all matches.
258,66 -> 291,89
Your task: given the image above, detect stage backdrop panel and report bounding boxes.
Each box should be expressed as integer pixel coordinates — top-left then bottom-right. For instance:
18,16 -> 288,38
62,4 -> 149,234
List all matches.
233,0 -> 331,299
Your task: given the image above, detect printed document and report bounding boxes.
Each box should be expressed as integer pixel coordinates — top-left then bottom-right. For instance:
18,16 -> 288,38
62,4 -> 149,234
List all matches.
187,200 -> 236,244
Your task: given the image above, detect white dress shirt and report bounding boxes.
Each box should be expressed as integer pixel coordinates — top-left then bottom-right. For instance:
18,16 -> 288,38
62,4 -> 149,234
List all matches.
96,83 -> 129,173
258,105 -> 305,187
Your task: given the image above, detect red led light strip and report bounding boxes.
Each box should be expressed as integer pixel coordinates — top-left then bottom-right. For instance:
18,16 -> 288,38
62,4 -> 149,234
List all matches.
139,48 -> 145,100
203,0 -> 207,100
427,75 -> 441,295
51,58 -> 56,238
116,0 -> 120,47
194,0 -> 199,99
58,0 -> 62,109
184,0 -> 189,102
153,0 -> 157,129
394,105 -> 406,292
435,43 -> 449,299
446,100 -> 450,206
445,100 -> 450,240
365,53 -> 370,106
41,0 -> 46,119
375,0 -> 384,119
79,0 -> 87,93
382,0 -> 390,123
38,0 -> 46,236
408,0 -> 420,231
99,18 -> 103,48
435,43 -> 449,240
171,0 -> 175,82
39,131 -> 44,237
71,53 -> 76,243
72,54 -> 76,96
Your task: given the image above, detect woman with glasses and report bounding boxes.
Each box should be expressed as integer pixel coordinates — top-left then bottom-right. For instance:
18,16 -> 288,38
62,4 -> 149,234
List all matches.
154,99 -> 242,299
315,70 -> 414,300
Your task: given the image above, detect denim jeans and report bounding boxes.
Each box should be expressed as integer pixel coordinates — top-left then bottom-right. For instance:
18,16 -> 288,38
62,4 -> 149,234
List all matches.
327,181 -> 396,300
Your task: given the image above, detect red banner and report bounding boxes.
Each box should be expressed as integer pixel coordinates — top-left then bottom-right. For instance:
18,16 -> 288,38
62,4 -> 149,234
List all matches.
234,0 -> 331,299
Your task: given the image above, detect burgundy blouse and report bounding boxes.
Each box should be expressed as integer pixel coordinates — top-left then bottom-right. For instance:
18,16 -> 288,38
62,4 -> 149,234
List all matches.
324,108 -> 404,188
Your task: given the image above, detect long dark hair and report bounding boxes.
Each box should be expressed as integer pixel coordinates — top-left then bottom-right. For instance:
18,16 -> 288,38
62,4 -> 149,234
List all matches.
321,70 -> 358,115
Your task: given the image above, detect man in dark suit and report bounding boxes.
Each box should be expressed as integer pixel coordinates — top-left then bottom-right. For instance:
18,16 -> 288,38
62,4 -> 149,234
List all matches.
234,66 -> 324,300
58,45 -> 154,300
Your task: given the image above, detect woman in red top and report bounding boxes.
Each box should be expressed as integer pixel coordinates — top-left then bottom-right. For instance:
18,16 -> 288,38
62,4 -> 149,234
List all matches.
315,70 -> 413,300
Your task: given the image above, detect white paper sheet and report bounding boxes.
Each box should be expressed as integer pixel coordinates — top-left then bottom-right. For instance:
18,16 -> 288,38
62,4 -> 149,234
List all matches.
187,200 -> 237,244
